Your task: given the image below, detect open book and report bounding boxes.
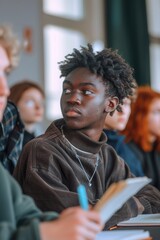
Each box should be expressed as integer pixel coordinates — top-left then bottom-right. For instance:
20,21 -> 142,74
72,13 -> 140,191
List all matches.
94,177 -> 151,224
117,213 -> 160,227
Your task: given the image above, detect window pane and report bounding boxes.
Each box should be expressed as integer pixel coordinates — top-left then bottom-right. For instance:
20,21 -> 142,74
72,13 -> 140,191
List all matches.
43,25 -> 86,120
146,0 -> 160,36
43,0 -> 84,20
150,43 -> 160,91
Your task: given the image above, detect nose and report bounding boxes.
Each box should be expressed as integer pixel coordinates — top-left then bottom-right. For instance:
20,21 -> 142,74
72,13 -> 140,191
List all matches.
0,74 -> 10,97
67,91 -> 81,105
35,101 -> 44,110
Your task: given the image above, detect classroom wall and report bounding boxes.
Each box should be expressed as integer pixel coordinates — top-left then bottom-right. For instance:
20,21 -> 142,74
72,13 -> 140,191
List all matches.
0,0 -> 43,87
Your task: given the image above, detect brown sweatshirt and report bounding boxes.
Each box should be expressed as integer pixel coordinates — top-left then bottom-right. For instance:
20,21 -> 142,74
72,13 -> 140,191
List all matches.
14,119 -> 160,229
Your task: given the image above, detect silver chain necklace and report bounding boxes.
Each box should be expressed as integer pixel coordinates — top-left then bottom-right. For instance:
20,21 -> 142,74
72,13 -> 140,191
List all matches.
61,126 -> 99,187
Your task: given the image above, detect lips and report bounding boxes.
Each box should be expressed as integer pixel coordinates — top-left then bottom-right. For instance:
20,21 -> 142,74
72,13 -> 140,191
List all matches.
65,107 -> 81,117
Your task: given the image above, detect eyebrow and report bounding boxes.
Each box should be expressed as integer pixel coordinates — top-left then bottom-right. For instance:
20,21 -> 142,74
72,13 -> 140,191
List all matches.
63,80 -> 96,88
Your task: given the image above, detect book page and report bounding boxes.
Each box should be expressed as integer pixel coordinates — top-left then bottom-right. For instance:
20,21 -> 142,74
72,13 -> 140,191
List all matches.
94,177 -> 151,223
117,213 -> 160,226
95,230 -> 150,240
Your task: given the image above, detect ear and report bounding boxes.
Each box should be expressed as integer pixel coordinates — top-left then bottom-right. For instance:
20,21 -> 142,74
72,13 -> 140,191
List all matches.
104,97 -> 119,113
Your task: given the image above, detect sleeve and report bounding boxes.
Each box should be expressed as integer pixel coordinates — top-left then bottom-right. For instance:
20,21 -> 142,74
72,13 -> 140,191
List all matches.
116,154 -> 160,216
0,164 -> 58,240
13,140 -> 80,213
103,148 -> 160,230
0,219 -> 40,240
105,184 -> 160,230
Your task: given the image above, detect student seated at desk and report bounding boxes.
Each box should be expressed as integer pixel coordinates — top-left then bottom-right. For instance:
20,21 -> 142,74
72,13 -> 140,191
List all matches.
14,44 -> 160,230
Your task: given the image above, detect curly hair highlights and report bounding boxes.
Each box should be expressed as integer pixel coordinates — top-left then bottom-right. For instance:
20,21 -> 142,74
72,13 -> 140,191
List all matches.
122,86 -> 160,151
59,43 -> 137,112
0,24 -> 20,72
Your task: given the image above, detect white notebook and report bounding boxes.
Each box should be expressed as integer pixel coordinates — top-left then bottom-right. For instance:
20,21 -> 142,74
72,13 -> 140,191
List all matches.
94,177 -> 151,223
95,230 -> 150,240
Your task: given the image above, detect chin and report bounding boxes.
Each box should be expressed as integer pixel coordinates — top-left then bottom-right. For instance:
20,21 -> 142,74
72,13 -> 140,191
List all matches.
116,124 -> 126,131
64,119 -> 81,129
34,117 -> 43,122
66,123 -> 81,129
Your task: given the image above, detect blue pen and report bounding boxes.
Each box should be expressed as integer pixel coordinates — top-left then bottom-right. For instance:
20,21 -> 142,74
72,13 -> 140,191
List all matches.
77,184 -> 89,210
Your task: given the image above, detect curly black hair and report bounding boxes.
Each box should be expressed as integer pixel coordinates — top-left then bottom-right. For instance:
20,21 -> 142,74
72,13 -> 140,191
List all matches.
59,43 -> 137,112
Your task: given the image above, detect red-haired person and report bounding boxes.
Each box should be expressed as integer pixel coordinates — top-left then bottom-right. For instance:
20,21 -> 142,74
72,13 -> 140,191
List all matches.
122,86 -> 160,190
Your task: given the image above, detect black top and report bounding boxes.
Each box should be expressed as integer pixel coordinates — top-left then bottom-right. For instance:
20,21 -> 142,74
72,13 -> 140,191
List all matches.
127,141 -> 160,190
104,130 -> 144,177
23,130 -> 35,146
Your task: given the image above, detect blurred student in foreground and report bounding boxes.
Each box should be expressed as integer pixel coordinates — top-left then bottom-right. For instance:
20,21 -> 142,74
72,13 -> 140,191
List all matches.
0,25 -> 24,174
122,86 -> 160,190
0,24 -> 102,240
104,96 -> 144,177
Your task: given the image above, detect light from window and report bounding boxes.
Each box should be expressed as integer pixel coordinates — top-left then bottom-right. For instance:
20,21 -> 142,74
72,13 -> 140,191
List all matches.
146,0 -> 160,91
146,0 -> 160,36
43,0 -> 84,20
149,43 -> 160,91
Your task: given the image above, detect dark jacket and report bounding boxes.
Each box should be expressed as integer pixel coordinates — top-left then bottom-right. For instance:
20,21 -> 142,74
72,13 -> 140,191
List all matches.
104,130 -> 144,177
127,141 -> 160,190
14,119 -> 160,229
0,163 -> 58,240
23,130 -> 35,147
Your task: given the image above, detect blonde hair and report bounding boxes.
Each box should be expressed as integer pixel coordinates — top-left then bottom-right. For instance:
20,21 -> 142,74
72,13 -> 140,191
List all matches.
0,24 -> 20,72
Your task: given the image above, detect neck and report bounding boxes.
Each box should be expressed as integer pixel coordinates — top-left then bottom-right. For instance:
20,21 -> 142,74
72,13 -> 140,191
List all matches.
25,123 -> 36,133
60,123 -> 107,154
80,128 -> 103,142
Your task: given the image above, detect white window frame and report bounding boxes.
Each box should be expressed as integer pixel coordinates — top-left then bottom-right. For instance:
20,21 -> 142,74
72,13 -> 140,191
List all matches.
146,0 -> 160,91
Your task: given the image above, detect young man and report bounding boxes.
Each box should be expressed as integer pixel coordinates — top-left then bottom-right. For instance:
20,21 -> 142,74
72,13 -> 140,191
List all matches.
0,24 -> 102,240
14,44 -> 160,229
103,97 -> 144,176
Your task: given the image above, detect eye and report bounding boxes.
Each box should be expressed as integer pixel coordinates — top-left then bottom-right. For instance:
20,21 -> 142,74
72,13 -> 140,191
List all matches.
152,110 -> 160,115
82,90 -> 93,95
25,100 -> 35,107
63,88 -> 72,94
